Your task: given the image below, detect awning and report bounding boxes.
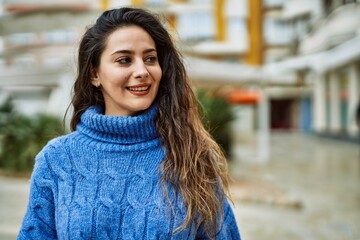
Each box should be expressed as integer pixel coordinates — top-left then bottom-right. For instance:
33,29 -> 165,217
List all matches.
227,89 -> 261,104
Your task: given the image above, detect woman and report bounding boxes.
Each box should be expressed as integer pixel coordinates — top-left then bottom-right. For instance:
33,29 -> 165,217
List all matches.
18,7 -> 240,239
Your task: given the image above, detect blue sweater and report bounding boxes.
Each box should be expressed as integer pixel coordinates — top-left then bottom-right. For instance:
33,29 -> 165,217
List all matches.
18,105 -> 241,239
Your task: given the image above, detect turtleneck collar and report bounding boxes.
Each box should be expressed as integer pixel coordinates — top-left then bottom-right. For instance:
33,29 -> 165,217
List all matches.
76,104 -> 159,147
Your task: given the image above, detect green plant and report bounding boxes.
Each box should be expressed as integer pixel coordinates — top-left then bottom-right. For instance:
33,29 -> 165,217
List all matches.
0,99 -> 65,173
196,89 -> 235,157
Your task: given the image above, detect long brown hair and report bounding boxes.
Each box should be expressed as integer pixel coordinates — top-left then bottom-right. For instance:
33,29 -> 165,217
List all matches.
70,7 -> 230,238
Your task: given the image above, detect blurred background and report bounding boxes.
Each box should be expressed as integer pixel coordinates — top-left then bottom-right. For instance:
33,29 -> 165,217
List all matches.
0,0 -> 359,239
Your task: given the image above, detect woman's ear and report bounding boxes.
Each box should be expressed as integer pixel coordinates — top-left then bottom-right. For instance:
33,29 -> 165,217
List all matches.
90,67 -> 100,87
92,80 -> 101,88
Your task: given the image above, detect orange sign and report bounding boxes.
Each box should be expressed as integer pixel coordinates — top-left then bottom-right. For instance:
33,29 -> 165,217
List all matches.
227,89 -> 261,104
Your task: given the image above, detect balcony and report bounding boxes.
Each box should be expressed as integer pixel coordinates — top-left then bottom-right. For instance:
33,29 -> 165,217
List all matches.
299,3 -> 360,54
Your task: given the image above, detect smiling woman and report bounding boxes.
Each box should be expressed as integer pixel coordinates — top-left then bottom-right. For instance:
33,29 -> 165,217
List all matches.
17,7 -> 241,240
91,25 -> 162,116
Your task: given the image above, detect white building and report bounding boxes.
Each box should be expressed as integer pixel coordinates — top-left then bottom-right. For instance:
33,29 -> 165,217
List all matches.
264,0 -> 360,138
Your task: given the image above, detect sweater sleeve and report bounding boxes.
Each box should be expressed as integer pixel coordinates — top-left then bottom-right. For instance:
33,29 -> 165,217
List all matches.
196,199 -> 241,240
17,148 -> 57,240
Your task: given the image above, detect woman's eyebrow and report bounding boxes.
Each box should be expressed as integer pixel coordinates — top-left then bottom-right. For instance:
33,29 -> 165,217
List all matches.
111,49 -> 133,55
111,48 -> 157,56
143,48 -> 157,54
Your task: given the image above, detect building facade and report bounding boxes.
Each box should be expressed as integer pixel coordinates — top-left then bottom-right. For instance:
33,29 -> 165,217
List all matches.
264,0 -> 360,139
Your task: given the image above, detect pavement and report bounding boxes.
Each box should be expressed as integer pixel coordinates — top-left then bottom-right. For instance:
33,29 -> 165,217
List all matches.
0,132 -> 359,239
230,132 -> 360,240
0,176 -> 29,240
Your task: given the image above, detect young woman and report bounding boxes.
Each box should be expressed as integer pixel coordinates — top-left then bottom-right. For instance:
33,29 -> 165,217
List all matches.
18,7 -> 241,239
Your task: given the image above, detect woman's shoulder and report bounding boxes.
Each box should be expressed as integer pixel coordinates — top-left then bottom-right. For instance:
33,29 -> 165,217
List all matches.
34,132 -> 80,177
36,132 -> 77,162
44,132 -> 76,150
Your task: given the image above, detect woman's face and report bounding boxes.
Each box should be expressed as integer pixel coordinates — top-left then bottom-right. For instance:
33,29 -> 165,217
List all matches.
92,25 -> 162,116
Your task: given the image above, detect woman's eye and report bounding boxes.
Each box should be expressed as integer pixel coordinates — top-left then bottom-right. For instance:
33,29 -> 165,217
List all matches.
145,56 -> 157,63
116,57 -> 131,64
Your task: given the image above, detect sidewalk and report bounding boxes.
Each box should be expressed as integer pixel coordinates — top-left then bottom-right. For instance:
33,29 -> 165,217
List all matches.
230,132 -> 360,240
0,132 -> 359,239
0,176 -> 29,240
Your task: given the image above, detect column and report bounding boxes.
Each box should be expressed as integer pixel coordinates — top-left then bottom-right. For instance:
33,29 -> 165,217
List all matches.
100,0 -> 110,10
347,63 -> 360,135
132,0 -> 144,7
215,0 -> 226,41
256,87 -> 270,163
329,71 -> 341,132
313,73 -> 326,132
246,0 -> 263,65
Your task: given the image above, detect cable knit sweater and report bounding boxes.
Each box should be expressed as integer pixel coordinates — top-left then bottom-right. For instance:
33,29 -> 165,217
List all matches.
18,105 -> 241,240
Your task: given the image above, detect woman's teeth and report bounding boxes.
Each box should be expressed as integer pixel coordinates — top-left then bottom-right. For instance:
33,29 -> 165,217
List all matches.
128,86 -> 149,91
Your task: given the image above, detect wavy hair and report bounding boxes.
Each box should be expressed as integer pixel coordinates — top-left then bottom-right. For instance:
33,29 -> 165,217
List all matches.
69,7 -> 230,238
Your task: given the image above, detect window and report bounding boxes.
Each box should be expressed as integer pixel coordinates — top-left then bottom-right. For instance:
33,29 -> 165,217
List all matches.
177,12 -> 214,41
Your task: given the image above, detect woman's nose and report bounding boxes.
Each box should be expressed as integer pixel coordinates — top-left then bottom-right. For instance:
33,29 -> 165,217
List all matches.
133,61 -> 149,78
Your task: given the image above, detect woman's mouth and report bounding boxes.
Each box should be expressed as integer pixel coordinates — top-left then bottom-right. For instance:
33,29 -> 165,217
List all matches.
126,84 -> 151,96
127,86 -> 150,92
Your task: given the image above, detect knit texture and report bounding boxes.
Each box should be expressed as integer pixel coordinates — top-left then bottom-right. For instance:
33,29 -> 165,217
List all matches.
18,104 -> 241,240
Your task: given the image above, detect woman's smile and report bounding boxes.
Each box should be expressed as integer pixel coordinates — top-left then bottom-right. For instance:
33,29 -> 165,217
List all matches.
126,83 -> 152,95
